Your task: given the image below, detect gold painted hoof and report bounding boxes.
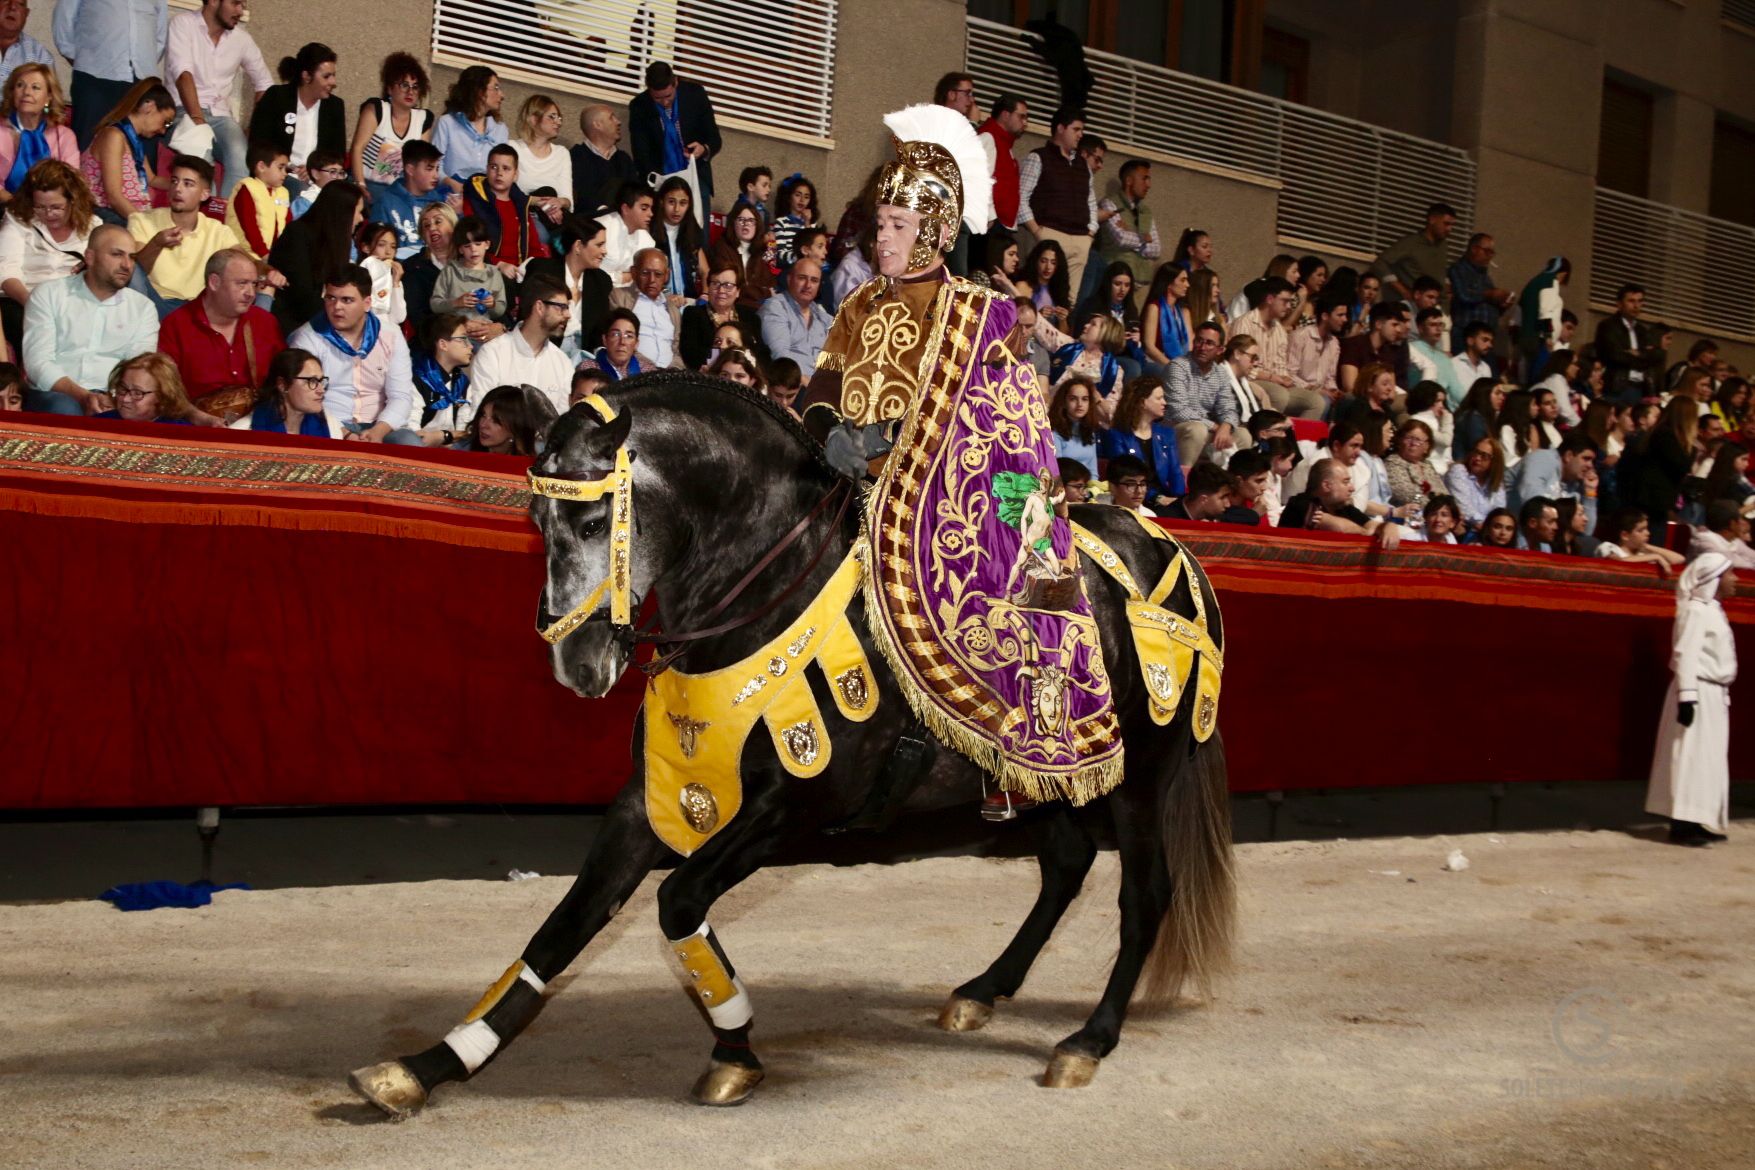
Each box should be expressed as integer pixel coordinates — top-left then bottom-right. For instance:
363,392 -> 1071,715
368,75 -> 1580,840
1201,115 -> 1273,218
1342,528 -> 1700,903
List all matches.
348,1060 -> 428,1120
691,1060 -> 764,1107
1041,1049 -> 1100,1089
938,995 -> 994,1033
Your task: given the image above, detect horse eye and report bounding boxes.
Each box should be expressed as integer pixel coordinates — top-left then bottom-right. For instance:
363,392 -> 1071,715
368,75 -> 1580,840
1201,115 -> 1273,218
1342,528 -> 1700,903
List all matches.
580,518 -> 606,538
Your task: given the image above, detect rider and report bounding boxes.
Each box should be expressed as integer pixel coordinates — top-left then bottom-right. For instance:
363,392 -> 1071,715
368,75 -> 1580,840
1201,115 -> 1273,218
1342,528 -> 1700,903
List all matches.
800,105 -> 1123,821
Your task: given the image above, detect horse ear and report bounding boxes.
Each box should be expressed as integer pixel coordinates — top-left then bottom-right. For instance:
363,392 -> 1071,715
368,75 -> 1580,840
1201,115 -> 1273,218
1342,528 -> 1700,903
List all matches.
585,406 -> 634,456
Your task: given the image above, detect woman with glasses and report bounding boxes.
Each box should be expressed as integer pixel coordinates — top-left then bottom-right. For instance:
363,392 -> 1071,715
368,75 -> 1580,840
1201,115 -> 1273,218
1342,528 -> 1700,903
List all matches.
1384,418 -> 1445,508
706,203 -> 774,311
230,348 -> 335,436
80,78 -> 176,225
0,160 -> 94,357
94,353 -> 198,425
680,264 -> 759,371
248,44 -> 345,193
349,53 -> 433,193
510,95 -> 572,230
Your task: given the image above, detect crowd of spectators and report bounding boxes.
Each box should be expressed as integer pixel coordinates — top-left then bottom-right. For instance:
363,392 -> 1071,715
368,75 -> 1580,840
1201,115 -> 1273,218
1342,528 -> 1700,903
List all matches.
0,12 -> 1749,573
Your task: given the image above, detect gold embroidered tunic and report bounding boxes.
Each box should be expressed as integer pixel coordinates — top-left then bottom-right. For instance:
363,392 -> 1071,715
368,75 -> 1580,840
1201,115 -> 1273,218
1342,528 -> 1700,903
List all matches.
810,270 -> 949,425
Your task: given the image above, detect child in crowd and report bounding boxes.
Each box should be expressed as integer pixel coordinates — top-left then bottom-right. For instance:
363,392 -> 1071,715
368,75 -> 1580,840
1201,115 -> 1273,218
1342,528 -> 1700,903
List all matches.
653,176 -> 706,299
730,165 -> 772,233
373,140 -> 448,260
706,347 -> 765,392
290,148 -> 346,219
569,367 -> 612,407
770,173 -> 822,267
356,222 -> 406,327
224,142 -> 291,258
431,215 -> 507,325
765,356 -> 802,415
1597,507 -> 1686,573
461,143 -> 548,282
0,362 -> 22,411
1056,457 -> 1093,504
1472,507 -> 1518,547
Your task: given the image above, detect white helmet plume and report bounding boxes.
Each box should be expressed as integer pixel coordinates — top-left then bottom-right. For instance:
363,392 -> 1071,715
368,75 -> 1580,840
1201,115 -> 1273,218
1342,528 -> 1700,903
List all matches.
881,103 -> 993,236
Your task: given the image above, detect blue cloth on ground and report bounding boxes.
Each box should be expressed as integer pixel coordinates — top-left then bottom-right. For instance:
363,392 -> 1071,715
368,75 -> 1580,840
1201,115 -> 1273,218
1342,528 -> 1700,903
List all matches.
99,880 -> 251,910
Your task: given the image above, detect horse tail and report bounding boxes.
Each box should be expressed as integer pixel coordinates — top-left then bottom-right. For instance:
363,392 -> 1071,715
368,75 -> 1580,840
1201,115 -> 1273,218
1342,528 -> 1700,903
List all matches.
1139,729 -> 1235,1007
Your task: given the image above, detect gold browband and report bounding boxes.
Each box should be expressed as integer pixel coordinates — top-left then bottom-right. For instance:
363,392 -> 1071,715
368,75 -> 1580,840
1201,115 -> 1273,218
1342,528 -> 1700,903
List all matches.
527,394 -> 636,639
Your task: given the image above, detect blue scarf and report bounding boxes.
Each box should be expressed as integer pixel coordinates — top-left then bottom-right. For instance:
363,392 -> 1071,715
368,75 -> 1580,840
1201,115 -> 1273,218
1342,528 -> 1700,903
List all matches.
657,99 -> 687,174
118,119 -> 148,178
6,114 -> 49,193
594,348 -> 643,380
249,399 -> 330,436
1155,296 -> 1189,360
1049,341 -> 1119,398
413,352 -> 469,419
308,311 -> 381,359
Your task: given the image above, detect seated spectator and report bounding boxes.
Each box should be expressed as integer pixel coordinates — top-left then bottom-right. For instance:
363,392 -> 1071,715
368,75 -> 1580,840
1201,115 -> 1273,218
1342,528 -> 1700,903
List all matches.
431,65 -> 506,193
1444,436 -> 1508,533
589,307 -> 645,380
524,213 -> 611,359
354,221 -> 404,327
157,247 -> 285,407
1105,453 -> 1156,517
1710,376 -> 1748,431
1507,429 -> 1599,533
680,263 -> 758,371
1225,254 -> 1297,321
1050,313 -> 1124,406
1595,506 -> 1684,573
1057,456 -> 1092,504
410,311 -> 471,446
1139,261 -> 1191,371
222,141 -> 290,259
1553,497 -> 1599,556
1162,321 -> 1236,468
597,180 -> 655,288
285,264 -> 419,443
1685,498 -> 1755,569
248,43 -> 344,191
570,104 -> 636,214
1016,238 -> 1071,327
1697,443 -> 1753,520
1254,434 -> 1299,525
21,224 -> 156,414
1532,347 -> 1583,428
230,346 -> 335,436
1215,335 -> 1267,433
1242,408 -> 1291,447
1385,418 -> 1445,506
1289,294 -> 1346,406
569,366 -> 612,407
428,214 -> 508,326
1161,460 -> 1233,521
1098,375 -> 1185,511
1219,449 -> 1271,525
730,165 -> 772,234
1291,255 -> 1328,328
1451,321 -> 1495,394
164,0 -> 272,200
759,258 -> 830,377
401,201 -> 454,335
1453,376 -> 1506,460
1496,388 -> 1545,470
0,63 -> 77,207
94,351 -> 197,424
764,356 -> 802,415
289,147 -> 346,219
709,203 -> 775,312
790,225 -> 831,285
1048,374 -> 1099,478
0,159 -> 93,356
127,155 -> 247,314
509,94 -> 571,229
1228,275 -> 1324,420
267,178 -> 365,335
0,361 -> 21,411
1407,494 -> 1462,544
1277,456 -> 1401,547
1404,381 -> 1454,475
652,175 -> 705,299
1339,301 -> 1409,393
770,173 -> 823,268
1185,266 -> 1224,330
461,144 -> 550,282
81,79 -> 177,225
1333,361 -> 1395,434
1408,306 -> 1464,408
609,247 -> 683,370
1466,506 -> 1517,547
1170,228 -> 1212,273
1358,413 -> 1399,518
372,140 -> 447,260
471,275 -> 574,414
707,346 -> 765,392
1517,496 -> 1559,551
454,382 -> 536,455
348,53 -> 433,193
1071,261 -> 1140,345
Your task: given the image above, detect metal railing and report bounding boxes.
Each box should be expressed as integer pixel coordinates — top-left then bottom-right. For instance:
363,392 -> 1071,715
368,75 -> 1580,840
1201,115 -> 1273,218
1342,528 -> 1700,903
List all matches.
1591,187 -> 1755,340
965,15 -> 1475,259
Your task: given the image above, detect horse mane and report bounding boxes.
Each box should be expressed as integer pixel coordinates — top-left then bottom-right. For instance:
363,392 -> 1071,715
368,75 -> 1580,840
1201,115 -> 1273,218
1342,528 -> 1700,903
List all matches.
561,369 -> 837,480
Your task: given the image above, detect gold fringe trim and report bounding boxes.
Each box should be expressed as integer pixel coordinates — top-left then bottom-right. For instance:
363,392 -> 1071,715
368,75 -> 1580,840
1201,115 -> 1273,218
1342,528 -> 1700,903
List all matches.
858,504 -> 1125,807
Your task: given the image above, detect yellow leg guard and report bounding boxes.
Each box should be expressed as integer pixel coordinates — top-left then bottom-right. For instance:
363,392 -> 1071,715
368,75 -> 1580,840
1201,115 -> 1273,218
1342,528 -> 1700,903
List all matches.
670,926 -> 752,1029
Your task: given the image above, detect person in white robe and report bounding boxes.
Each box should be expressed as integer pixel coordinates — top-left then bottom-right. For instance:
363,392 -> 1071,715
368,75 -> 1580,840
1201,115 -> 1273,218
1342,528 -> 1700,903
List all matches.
1646,552 -> 1738,845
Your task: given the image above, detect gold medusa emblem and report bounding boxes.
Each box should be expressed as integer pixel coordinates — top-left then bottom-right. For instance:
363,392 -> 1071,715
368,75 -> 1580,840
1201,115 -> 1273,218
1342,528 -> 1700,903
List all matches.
668,713 -> 711,758
780,721 -> 821,767
1197,694 -> 1217,738
1144,662 -> 1176,704
678,783 -> 720,833
835,666 -> 870,711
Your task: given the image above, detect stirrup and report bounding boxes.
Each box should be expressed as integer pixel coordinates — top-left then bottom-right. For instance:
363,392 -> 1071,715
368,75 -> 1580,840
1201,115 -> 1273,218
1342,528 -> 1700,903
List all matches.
980,790 -> 1037,822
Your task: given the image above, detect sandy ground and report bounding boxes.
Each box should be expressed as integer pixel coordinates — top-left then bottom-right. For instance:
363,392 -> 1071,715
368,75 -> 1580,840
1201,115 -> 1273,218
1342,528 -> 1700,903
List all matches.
3,826 -> 1753,1170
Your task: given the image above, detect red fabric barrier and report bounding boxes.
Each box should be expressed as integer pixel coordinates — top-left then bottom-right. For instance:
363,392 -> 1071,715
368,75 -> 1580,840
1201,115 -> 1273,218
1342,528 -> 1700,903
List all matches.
2,417 -> 1750,809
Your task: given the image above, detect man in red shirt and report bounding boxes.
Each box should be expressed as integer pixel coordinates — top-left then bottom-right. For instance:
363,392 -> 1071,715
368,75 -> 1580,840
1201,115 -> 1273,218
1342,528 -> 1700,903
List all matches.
157,247 -> 286,404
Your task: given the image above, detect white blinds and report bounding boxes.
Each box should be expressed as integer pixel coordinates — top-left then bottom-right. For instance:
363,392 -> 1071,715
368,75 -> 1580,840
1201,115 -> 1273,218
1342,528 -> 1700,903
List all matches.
430,0 -> 839,143
1592,187 -> 1755,341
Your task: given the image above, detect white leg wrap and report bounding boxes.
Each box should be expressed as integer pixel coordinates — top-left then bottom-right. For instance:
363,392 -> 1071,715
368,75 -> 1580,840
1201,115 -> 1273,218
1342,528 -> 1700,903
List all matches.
443,1018 -> 500,1074
518,965 -> 547,994
707,977 -> 754,1030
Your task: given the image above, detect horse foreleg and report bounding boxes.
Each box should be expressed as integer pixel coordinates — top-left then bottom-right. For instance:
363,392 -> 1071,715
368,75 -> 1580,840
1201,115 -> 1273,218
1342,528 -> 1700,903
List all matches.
1043,770 -> 1170,1088
349,793 -> 669,1119
654,789 -> 790,1107
939,805 -> 1097,1032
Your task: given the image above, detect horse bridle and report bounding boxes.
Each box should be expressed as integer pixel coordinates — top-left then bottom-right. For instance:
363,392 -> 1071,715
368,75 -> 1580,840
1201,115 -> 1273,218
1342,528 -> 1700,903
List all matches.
527,394 -> 854,675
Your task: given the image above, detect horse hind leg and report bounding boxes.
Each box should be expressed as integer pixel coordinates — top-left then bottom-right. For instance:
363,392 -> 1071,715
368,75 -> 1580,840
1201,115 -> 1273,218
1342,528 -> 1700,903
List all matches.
349,796 -> 669,1119
940,805 -> 1097,1032
655,794 -> 790,1107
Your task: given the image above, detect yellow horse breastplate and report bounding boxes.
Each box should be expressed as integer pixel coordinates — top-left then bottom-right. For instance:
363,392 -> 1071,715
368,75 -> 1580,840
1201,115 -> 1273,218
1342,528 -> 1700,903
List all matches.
644,541 -> 880,855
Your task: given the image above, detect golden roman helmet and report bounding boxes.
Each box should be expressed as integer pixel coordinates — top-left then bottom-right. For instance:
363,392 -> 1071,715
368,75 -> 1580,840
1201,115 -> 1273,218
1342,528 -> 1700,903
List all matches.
876,104 -> 994,274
